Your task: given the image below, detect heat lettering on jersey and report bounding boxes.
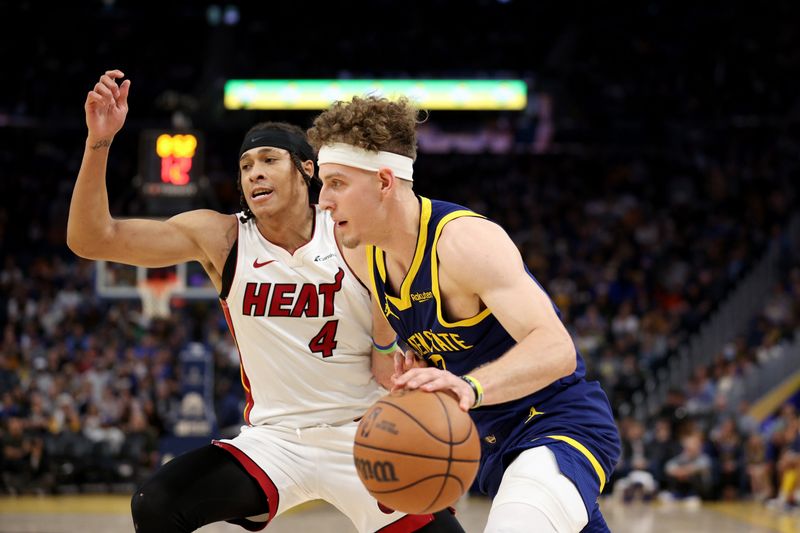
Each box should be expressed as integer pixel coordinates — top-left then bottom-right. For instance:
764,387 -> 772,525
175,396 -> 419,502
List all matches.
405,330 -> 473,356
242,268 -> 344,318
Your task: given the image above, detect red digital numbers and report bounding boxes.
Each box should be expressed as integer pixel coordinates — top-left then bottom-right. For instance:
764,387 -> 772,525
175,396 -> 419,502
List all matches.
156,134 -> 197,185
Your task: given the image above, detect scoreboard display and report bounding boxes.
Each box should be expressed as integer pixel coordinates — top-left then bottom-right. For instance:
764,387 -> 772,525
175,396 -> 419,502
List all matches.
139,130 -> 204,215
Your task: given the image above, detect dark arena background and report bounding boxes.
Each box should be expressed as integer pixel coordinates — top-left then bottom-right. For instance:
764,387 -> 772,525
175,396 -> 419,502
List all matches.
2,1 -> 800,531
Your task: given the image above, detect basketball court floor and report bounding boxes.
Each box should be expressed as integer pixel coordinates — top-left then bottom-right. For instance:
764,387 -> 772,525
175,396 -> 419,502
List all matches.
2,494 -> 799,532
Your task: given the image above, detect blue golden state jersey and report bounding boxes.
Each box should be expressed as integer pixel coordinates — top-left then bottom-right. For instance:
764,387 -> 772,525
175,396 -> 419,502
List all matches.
367,197 -> 620,510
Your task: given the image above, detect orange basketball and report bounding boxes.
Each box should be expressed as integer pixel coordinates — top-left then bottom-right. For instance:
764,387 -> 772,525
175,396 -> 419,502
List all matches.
353,389 -> 481,514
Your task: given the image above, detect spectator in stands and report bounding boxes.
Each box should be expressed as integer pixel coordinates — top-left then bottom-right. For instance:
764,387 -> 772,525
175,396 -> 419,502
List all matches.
708,416 -> 744,500
767,413 -> 800,510
744,432 -> 772,502
647,417 -> 682,490
659,388 -> 690,435
1,416 -> 51,494
612,418 -> 657,502
662,428 -> 714,504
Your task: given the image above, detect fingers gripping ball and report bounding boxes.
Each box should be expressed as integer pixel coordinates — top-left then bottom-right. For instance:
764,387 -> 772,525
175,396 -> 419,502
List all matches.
353,389 -> 481,514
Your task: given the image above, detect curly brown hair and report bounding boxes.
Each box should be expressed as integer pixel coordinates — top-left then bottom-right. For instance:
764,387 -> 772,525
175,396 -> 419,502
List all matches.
307,96 -> 421,160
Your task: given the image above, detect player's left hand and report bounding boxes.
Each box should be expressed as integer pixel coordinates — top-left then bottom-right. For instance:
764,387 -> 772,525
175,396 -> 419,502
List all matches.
391,349 -> 426,379
391,367 -> 475,412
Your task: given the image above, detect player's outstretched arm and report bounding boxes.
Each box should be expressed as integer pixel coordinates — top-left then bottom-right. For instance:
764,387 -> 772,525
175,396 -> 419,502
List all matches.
67,70 -> 229,270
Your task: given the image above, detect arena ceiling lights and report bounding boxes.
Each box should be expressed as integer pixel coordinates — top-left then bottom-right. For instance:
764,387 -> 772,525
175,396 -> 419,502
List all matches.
224,80 -> 527,111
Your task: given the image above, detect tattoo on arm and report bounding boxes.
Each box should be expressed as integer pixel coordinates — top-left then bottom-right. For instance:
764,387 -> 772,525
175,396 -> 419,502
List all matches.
90,139 -> 111,151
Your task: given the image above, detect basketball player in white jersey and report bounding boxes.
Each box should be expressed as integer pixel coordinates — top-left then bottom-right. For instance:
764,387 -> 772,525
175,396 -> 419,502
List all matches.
68,70 -> 463,533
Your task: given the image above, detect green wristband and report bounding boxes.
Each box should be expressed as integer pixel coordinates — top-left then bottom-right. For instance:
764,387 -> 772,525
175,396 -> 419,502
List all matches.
372,337 -> 399,355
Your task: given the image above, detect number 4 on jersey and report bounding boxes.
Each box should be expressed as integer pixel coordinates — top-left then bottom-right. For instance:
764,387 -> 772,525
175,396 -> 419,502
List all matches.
309,320 -> 339,357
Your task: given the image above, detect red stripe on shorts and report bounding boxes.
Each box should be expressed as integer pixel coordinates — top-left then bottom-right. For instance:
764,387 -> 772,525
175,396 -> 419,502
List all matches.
213,440 -> 280,527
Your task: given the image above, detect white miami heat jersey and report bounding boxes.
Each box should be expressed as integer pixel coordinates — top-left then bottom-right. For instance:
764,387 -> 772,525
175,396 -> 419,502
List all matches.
221,207 -> 385,428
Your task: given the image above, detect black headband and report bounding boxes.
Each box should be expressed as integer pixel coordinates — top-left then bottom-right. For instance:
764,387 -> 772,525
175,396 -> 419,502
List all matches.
238,130 -> 315,162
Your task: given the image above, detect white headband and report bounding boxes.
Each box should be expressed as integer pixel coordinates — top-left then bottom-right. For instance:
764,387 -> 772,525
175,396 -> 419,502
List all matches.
317,143 -> 414,181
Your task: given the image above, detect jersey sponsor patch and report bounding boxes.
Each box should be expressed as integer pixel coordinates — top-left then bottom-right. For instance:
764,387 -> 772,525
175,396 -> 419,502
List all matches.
410,290 -> 433,303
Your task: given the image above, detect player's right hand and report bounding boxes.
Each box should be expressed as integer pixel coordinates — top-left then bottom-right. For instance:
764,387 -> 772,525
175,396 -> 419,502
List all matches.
85,69 -> 130,142
393,349 -> 414,377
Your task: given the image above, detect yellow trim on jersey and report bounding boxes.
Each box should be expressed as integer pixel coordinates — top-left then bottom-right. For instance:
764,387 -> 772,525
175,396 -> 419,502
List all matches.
546,435 -> 607,493
366,244 -> 379,296
430,209 -> 492,327
377,197 -> 432,311
375,246 -> 387,283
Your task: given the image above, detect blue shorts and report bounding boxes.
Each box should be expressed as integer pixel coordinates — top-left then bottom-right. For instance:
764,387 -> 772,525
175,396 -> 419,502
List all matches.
474,380 -> 620,525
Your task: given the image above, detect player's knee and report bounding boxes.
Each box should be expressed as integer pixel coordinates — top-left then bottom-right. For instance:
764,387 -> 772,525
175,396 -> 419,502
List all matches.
414,509 -> 465,533
131,484 -> 174,532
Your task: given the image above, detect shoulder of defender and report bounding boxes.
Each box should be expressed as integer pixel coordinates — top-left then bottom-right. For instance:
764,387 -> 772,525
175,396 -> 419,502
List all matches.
167,209 -> 237,235
167,209 -> 239,259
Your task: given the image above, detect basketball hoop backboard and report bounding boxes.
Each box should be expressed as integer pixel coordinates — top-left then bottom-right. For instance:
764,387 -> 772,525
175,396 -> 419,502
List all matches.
93,216 -> 218,318
95,261 -> 218,300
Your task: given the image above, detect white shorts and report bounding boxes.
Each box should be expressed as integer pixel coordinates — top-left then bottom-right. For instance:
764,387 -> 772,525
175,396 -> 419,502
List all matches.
216,423 -> 426,533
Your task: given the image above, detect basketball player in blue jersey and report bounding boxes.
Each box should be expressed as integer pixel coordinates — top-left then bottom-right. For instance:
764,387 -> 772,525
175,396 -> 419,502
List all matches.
67,70 -> 464,533
310,96 -> 621,533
